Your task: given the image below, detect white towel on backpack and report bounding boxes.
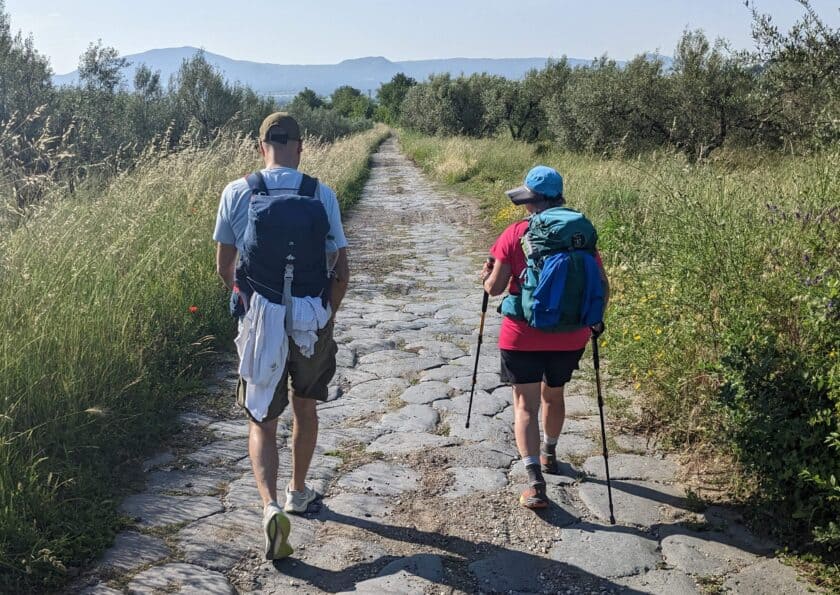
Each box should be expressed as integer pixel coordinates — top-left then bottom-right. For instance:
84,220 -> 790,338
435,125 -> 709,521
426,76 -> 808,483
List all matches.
234,291 -> 331,422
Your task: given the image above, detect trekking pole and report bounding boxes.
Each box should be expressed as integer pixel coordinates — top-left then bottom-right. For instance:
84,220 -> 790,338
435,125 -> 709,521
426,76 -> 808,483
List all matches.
465,258 -> 493,429
591,326 -> 616,525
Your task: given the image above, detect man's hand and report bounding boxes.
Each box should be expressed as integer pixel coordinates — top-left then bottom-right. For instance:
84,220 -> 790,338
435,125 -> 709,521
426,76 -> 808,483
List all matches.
216,243 -> 237,289
329,248 -> 349,315
590,322 -> 605,337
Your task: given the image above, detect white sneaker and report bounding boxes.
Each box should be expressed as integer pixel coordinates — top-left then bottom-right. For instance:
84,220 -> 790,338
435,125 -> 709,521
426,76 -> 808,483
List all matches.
284,484 -> 317,513
263,501 -> 293,560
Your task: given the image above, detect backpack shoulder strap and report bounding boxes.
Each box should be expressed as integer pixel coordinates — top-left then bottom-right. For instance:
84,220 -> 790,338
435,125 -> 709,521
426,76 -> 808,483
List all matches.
298,173 -> 318,198
244,171 -> 269,197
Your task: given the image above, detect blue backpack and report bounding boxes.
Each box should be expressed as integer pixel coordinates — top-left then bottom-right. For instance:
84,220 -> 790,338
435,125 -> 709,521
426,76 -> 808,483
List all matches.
500,207 -> 605,332
230,171 -> 330,317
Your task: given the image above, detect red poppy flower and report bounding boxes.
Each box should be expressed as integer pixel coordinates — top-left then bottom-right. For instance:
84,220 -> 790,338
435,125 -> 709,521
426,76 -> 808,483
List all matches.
188,305 -> 198,314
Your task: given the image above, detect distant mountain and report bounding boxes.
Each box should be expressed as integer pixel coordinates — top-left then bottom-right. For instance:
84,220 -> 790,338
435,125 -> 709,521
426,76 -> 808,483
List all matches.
53,47 -> 602,100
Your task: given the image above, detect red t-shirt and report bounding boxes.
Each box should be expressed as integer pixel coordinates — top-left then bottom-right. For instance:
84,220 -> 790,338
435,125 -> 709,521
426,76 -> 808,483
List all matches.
490,219 -> 602,351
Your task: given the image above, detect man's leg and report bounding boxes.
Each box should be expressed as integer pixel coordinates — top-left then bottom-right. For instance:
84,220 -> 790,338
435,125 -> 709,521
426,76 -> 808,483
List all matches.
512,382 -> 542,460
290,394 -> 318,493
249,417 -> 279,506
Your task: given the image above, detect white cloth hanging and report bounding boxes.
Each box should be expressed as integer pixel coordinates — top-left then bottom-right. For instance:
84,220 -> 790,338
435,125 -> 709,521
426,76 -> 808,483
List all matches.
234,292 -> 331,422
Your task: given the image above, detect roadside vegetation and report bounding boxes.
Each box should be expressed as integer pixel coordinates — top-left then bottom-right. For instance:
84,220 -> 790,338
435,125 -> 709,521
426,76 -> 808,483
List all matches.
0,124 -> 388,591
397,2 -> 839,586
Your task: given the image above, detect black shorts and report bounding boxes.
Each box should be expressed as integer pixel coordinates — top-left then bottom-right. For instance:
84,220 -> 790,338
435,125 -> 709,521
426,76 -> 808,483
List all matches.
500,348 -> 585,387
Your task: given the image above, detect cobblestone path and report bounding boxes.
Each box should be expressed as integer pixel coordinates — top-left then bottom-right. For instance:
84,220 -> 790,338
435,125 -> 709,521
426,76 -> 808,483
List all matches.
78,138 -> 815,594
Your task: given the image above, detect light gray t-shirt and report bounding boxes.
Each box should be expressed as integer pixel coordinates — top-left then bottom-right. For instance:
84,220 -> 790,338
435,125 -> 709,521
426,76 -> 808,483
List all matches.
213,167 -> 348,253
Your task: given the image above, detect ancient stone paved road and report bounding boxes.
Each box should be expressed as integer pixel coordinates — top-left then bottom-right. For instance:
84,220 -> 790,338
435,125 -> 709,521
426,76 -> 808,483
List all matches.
79,138 -> 815,595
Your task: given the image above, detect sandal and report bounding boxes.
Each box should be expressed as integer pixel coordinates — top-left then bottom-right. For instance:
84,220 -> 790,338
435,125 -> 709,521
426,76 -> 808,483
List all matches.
519,481 -> 549,509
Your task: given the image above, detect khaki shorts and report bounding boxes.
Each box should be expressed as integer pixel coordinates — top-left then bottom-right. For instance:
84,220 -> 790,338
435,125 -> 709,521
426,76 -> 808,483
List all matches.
236,319 -> 337,422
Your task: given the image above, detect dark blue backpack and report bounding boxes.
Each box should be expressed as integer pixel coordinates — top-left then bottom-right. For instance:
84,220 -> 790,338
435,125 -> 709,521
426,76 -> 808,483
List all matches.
230,171 -> 329,316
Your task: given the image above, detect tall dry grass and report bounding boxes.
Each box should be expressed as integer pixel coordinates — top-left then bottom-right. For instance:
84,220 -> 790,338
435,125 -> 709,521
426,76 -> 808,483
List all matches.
0,124 -> 388,591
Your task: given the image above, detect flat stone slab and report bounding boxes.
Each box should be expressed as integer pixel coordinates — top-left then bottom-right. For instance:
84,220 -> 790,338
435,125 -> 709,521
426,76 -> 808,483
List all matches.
366,431 -> 458,454
336,346 -> 356,367
700,505 -> 778,554
403,340 -> 465,359
582,454 -> 678,482
562,416 -> 601,434
469,551 -> 557,593
323,493 -> 393,522
333,367 -> 378,387
343,378 -> 410,400
184,439 -> 248,466
661,531 -> 759,577
438,443 -> 517,469
552,433 -> 599,458
447,372 -> 504,393
120,494 -> 224,528
207,420 -> 249,439
398,381 -> 452,404
445,412 -> 512,442
614,433 -> 656,454
722,558 -> 814,594
549,525 -> 661,578
145,468 -> 231,496
317,399 -> 390,426
443,467 -> 508,498
377,404 -> 439,433
298,534 -> 388,570
358,356 -> 445,378
79,585 -> 123,595
342,570 -> 439,595
142,451 -> 176,472
419,365 -> 472,382
433,390 -> 508,417
175,508 -> 260,572
358,349 -> 417,364
617,569 -> 701,594
98,531 -> 170,575
578,480 -> 689,527
127,562 -> 234,594
376,553 -> 444,582
336,462 -> 420,497
345,338 -> 396,357
563,394 -> 598,416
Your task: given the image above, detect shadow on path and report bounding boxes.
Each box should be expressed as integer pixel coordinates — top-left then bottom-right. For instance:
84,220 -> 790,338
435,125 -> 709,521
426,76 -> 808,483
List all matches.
274,504 -> 649,594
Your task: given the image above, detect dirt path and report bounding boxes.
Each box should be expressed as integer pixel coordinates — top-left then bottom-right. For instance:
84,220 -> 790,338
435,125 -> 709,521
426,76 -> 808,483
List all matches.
77,137 -> 815,595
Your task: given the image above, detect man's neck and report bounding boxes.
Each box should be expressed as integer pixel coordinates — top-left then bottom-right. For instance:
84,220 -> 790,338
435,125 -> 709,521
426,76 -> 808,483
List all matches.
264,161 -> 297,170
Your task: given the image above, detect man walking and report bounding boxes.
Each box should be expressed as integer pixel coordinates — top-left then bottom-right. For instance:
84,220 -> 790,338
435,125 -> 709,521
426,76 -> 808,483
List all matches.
481,166 -> 608,509
214,113 -> 349,559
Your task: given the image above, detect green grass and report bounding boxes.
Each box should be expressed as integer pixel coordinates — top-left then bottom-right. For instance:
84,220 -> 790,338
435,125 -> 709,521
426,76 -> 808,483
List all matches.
0,125 -> 389,591
399,130 -> 840,582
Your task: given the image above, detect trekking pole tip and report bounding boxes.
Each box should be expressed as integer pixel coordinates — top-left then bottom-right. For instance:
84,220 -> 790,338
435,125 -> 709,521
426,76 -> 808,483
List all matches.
609,515 -> 616,525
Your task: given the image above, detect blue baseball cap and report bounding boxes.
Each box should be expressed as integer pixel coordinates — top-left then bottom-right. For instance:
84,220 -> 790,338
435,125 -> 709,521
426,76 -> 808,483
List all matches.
505,165 -> 564,205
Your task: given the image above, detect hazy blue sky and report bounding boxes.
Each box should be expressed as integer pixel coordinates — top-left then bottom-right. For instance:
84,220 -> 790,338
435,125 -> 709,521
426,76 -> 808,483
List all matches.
6,0 -> 840,74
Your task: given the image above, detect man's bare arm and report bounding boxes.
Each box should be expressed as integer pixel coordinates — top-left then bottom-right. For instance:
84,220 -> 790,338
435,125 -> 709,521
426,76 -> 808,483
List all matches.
216,243 -> 237,289
330,247 -> 349,314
